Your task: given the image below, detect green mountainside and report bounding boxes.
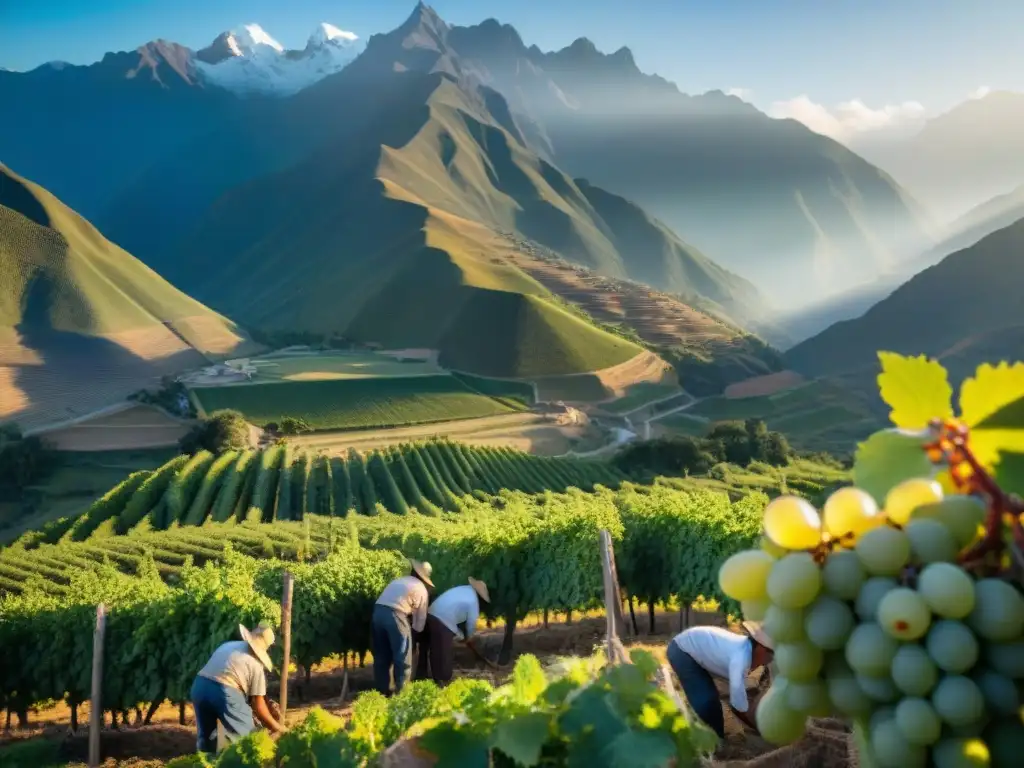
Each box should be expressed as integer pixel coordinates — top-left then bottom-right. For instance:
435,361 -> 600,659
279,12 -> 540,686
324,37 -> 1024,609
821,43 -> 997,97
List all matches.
0,164 -> 258,430
785,216 -> 1024,385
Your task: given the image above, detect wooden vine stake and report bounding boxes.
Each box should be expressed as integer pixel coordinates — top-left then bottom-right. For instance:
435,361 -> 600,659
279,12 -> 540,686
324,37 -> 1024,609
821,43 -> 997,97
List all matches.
88,604 -> 107,768
280,571 -> 294,723
599,529 -> 631,665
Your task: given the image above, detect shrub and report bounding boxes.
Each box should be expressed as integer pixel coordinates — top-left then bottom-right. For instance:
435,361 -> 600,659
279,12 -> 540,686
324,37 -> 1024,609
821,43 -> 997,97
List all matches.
180,410 -> 252,455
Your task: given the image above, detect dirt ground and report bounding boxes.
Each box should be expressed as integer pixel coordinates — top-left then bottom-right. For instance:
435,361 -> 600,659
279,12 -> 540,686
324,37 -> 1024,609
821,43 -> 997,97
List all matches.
2,611 -> 853,767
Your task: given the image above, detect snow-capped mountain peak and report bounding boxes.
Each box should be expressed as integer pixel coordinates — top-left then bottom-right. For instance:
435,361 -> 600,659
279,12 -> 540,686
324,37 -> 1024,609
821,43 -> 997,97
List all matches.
195,21 -> 363,96
226,24 -> 284,56
309,22 -> 358,48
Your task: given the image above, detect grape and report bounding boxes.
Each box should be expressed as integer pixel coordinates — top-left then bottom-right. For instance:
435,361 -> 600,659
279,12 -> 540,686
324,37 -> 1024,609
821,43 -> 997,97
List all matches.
823,486 -> 883,541
763,605 -> 806,643
895,697 -> 941,745
885,477 -> 943,526
804,596 -> 855,650
918,562 -> 976,619
822,550 -> 866,601
827,674 -> 873,716
741,599 -> 770,622
986,720 -> 1024,767
846,622 -> 899,676
913,495 -> 986,549
786,679 -> 831,716
766,553 -> 822,609
755,681 -> 807,745
760,535 -> 788,558
926,620 -> 980,673
932,737 -> 991,768
719,549 -> 775,601
871,717 -> 927,768
876,587 -> 932,640
852,720 -> 881,768
856,526 -> 911,577
823,651 -> 853,678
856,577 -> 899,621
891,644 -> 938,696
762,495 -> 822,551
967,579 -> 1024,642
775,642 -> 824,682
985,640 -> 1024,678
974,670 -> 1020,716
856,673 -> 900,703
869,706 -> 897,730
932,676 -> 986,727
905,518 -> 959,563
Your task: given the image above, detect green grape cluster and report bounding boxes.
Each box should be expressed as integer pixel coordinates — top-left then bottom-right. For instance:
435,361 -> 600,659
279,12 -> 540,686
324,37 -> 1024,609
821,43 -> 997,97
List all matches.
719,479 -> 1024,767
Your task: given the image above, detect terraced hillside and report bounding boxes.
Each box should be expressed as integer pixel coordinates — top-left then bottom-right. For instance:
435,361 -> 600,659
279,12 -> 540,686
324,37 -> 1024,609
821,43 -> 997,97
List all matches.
0,165 -> 260,432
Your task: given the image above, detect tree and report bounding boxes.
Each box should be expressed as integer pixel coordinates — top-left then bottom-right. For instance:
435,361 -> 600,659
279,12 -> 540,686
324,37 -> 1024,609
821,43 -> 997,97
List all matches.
706,421 -> 753,465
179,410 -> 252,455
279,417 -> 312,436
614,436 -> 717,477
0,424 -> 57,497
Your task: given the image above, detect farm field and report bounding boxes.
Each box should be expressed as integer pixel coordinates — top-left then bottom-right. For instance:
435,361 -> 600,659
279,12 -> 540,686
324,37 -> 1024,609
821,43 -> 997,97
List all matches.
661,379 -> 881,453
597,382 -> 681,414
190,375 -> 525,431
237,349 -> 443,382
30,403 -> 191,451
290,412 -> 598,456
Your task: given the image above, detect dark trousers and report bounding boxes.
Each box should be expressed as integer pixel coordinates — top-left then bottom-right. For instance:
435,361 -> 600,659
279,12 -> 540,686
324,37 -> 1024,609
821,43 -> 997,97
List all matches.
190,676 -> 254,754
667,640 -> 725,738
372,604 -> 412,694
415,615 -> 456,684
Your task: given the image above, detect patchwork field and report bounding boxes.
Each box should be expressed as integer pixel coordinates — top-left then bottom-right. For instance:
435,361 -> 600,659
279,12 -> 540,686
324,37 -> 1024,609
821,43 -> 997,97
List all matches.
190,374 -> 525,431
30,403 -> 191,451
533,350 -> 676,403
654,379 -> 881,453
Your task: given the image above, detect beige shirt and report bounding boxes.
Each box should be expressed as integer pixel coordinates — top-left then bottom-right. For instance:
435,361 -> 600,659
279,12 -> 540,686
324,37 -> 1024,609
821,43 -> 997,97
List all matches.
674,627 -> 753,712
198,641 -> 267,697
377,576 -> 430,632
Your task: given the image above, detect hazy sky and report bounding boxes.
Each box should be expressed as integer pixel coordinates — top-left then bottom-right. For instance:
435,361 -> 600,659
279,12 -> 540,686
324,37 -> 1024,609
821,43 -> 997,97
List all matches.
3,0 -> 1021,141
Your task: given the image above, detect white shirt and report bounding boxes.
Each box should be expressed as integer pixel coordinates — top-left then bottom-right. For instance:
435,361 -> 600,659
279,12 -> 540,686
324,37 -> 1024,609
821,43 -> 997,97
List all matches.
198,641 -> 267,697
428,584 -> 481,640
673,627 -> 753,712
377,576 -> 430,633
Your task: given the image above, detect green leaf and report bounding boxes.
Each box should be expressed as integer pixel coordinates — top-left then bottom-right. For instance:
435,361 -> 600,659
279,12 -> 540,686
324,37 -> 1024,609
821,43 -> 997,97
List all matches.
510,654 -> 547,706
959,362 -> 1024,472
852,429 -> 936,505
605,729 -> 677,767
492,712 -> 551,766
992,451 -> 1024,498
877,352 -> 954,429
419,724 -> 491,768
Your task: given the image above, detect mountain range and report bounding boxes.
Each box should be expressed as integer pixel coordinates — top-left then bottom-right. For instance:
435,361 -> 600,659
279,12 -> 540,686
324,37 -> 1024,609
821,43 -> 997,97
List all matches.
0,3 -> 933,314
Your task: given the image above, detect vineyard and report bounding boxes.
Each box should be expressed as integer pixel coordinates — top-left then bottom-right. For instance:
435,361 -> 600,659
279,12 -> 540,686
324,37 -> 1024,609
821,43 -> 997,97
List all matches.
0,485 -> 765,727
189,376 -> 528,432
3,440 -> 627,552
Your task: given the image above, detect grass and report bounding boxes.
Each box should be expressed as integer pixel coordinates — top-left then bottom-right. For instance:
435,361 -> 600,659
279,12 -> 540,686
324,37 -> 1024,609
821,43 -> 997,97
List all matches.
678,379 -> 880,453
653,456 -> 849,503
243,350 -> 441,381
191,375 -> 524,431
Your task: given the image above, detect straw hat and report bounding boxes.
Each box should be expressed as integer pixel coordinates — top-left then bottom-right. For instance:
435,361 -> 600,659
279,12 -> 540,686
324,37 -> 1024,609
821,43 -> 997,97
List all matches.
468,577 -> 490,604
410,559 -> 435,588
742,621 -> 774,652
239,623 -> 275,671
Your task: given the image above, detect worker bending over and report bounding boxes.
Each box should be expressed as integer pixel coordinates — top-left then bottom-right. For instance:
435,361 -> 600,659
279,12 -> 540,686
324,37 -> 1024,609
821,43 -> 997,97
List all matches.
191,623 -> 285,753
417,577 -> 491,683
372,558 -> 434,694
667,621 -> 774,738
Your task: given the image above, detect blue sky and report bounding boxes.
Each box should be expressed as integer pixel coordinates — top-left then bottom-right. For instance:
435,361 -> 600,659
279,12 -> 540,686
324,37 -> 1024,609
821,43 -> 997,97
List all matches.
3,0 -> 1022,136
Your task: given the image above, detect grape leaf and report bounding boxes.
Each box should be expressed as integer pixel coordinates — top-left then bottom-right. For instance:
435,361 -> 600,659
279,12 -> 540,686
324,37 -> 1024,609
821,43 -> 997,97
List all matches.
492,712 -> 551,766
852,429 -> 936,505
959,362 -> 1024,472
419,724 -> 490,768
605,729 -> 677,767
876,352 -> 954,429
991,451 -> 1024,498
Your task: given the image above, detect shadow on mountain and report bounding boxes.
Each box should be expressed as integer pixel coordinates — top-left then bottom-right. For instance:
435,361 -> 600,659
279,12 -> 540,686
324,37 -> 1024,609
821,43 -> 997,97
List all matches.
0,168 -> 50,228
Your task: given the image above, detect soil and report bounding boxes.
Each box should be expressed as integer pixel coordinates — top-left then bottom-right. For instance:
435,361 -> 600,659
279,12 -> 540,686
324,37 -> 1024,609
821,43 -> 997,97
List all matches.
1,610 -> 853,767
723,371 -> 806,399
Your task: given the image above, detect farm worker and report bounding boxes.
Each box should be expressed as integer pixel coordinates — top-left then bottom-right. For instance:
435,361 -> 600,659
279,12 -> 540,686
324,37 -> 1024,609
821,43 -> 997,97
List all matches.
418,577 -> 491,683
190,623 -> 285,753
372,558 -> 435,694
666,621 -> 774,739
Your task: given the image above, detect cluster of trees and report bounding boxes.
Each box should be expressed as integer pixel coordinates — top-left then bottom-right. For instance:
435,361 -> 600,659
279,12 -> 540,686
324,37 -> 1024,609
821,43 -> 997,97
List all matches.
129,377 -> 195,418
0,424 -> 57,499
179,409 -> 252,455
614,418 -> 792,477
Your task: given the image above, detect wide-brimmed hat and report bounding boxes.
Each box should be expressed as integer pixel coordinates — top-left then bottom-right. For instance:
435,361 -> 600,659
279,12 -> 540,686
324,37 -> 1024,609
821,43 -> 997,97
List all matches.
742,621 -> 774,652
468,577 -> 490,603
410,559 -> 435,588
239,622 -> 275,671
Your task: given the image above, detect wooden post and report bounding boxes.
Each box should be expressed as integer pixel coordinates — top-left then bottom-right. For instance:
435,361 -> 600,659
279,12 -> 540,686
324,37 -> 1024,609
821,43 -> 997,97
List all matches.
599,530 -> 629,665
89,604 -> 107,768
279,571 -> 294,723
